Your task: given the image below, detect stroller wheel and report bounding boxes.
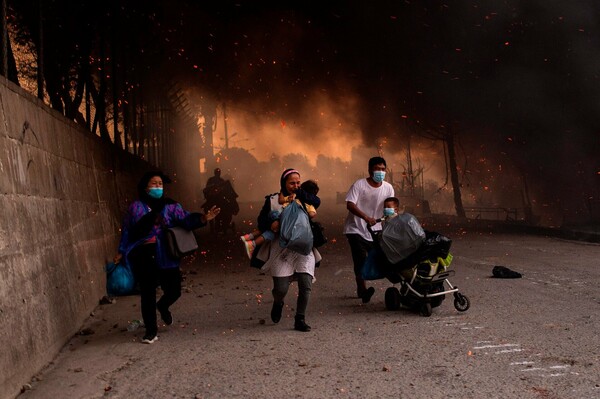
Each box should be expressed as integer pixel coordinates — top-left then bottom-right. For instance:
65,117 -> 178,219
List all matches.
453,293 -> 471,312
419,302 -> 432,317
384,287 -> 401,311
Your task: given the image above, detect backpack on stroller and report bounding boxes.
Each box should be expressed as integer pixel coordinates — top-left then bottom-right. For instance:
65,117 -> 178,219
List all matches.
363,213 -> 470,317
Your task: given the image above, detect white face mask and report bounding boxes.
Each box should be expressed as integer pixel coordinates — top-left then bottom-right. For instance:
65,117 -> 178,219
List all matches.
383,207 -> 396,217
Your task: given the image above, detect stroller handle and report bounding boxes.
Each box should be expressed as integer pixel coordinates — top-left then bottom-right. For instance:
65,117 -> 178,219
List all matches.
366,217 -> 384,238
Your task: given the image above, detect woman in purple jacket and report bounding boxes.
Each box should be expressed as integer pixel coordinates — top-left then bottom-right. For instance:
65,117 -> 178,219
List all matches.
114,171 -> 219,344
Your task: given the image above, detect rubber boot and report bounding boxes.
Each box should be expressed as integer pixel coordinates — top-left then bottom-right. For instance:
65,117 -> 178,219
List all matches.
294,314 -> 311,332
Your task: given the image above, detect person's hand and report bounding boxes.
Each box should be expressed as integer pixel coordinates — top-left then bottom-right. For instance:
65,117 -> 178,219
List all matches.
365,216 -> 377,226
271,220 -> 280,232
204,205 -> 221,221
113,253 -> 122,264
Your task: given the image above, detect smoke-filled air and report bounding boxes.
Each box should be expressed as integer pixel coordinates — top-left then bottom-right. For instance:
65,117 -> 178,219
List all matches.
7,0 -> 599,227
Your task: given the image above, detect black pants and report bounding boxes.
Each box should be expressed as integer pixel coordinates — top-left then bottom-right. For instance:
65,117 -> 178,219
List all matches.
346,234 -> 375,277
129,244 -> 181,335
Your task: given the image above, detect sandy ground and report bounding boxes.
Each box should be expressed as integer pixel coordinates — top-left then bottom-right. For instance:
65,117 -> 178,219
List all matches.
15,207 -> 600,399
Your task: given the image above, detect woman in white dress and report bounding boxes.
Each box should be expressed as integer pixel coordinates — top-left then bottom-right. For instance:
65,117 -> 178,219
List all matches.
260,168 -> 320,332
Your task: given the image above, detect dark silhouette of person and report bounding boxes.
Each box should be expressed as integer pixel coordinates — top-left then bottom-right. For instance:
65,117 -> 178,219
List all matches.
203,167 -> 239,233
206,168 -> 225,189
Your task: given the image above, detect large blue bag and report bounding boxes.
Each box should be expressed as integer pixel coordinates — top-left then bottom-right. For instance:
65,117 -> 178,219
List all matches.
279,201 -> 313,255
361,249 -> 387,280
105,260 -> 135,296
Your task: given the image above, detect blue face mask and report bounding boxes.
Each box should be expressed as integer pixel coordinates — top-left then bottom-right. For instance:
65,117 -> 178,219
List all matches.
148,187 -> 163,199
383,207 -> 396,217
372,170 -> 386,183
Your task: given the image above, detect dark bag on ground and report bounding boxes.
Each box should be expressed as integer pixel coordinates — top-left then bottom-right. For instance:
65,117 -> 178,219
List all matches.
279,201 -> 313,255
165,226 -> 198,259
492,265 -> 522,278
106,260 -> 135,296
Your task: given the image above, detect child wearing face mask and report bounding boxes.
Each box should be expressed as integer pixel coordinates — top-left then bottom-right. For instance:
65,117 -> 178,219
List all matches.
382,197 -> 401,221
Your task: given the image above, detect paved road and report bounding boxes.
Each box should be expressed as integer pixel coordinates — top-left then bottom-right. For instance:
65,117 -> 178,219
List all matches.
17,217 -> 600,399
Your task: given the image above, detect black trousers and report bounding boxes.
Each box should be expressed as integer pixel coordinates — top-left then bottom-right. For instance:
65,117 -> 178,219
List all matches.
345,233 -> 375,278
129,244 -> 181,335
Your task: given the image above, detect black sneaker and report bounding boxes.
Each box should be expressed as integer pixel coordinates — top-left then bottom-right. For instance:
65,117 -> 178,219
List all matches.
361,287 -> 375,304
142,333 -> 158,344
158,305 -> 173,326
271,301 -> 284,323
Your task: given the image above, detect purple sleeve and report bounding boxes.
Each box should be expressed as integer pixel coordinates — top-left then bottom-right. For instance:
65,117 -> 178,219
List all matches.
118,201 -> 146,253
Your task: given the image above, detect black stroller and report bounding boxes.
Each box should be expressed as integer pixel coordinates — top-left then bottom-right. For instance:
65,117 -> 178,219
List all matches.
364,214 -> 470,317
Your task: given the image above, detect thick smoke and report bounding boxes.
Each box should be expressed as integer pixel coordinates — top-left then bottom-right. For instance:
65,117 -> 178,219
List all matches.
175,1 -> 599,225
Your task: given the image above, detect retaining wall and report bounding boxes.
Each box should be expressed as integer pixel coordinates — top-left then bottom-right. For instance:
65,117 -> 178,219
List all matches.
0,78 -> 188,399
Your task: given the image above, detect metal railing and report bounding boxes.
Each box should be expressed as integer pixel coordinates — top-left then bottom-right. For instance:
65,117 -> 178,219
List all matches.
463,207 -> 519,221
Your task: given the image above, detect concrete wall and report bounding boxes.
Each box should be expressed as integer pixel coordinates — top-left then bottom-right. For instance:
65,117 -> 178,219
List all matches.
0,78 -> 185,399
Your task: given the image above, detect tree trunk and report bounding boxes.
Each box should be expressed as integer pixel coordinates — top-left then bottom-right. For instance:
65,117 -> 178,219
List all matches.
36,0 -> 43,99
111,11 -> 122,149
446,126 -> 466,218
202,100 -> 217,164
97,29 -> 111,142
0,15 -> 20,85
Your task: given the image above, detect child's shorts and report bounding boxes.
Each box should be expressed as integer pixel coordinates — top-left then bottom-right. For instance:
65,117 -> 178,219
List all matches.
262,230 -> 275,241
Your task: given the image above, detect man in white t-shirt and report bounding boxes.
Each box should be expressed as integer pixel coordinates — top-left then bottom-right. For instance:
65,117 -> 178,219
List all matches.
343,156 -> 395,303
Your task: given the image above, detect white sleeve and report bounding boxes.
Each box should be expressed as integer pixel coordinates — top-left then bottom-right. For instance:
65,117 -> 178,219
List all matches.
345,180 -> 361,204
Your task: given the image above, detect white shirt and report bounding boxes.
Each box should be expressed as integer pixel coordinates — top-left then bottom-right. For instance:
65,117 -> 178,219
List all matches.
343,178 -> 395,241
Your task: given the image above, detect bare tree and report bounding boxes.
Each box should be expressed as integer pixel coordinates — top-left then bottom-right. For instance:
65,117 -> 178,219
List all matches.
411,120 -> 466,218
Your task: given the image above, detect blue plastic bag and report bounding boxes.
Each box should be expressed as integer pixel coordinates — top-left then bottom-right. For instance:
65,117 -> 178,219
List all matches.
105,260 -> 135,296
361,249 -> 387,280
279,201 -> 313,255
